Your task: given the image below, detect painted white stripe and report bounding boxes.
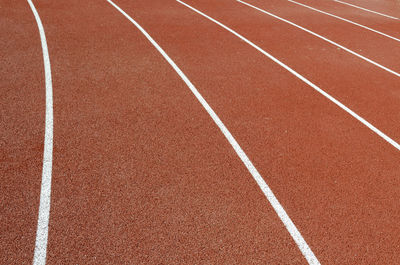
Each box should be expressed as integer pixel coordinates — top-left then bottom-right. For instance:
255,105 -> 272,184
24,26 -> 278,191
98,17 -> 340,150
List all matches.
287,0 -> 400,43
175,0 -> 400,152
28,0 -> 54,264
333,0 -> 400,20
237,0 -> 400,78
107,0 -> 320,264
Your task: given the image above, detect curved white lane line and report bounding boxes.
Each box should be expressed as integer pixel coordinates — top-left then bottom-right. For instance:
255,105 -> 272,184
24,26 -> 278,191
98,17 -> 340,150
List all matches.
288,0 -> 400,43
333,0 -> 400,20
176,0 -> 400,152
237,0 -> 400,78
28,0 -> 54,264
107,0 -> 320,264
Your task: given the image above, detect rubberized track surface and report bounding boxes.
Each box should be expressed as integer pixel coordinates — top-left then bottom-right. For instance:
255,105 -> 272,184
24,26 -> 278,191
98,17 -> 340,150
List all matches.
1,0 -> 399,264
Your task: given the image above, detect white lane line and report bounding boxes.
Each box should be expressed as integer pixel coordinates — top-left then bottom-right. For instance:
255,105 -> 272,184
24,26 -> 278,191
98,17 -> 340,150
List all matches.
175,0 -> 400,152
107,0 -> 320,264
333,0 -> 400,20
287,0 -> 400,43
28,0 -> 54,264
236,0 -> 400,78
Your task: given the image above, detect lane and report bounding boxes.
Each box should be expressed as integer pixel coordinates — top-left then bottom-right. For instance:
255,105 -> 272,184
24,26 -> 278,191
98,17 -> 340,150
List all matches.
179,0 -> 400,145
236,0 -> 400,74
107,1 -> 319,263
286,0 -> 400,40
112,0 -> 400,263
177,0 -> 400,151
333,0 -> 400,20
0,1 -> 46,263
35,0 -> 308,263
286,0 -> 400,42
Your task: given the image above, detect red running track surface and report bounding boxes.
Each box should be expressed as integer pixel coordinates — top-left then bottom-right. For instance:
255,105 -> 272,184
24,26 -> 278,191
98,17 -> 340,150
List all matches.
1,0 -> 399,264
1,1 -> 45,263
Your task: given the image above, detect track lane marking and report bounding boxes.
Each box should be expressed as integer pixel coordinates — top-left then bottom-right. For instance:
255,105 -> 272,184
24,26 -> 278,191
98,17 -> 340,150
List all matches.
28,0 -> 54,264
106,0 -> 320,264
236,0 -> 400,78
287,0 -> 400,43
175,1 -> 400,151
333,0 -> 400,20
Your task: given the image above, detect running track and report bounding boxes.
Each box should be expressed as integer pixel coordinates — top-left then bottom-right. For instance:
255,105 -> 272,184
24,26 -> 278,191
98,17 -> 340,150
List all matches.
1,0 -> 399,264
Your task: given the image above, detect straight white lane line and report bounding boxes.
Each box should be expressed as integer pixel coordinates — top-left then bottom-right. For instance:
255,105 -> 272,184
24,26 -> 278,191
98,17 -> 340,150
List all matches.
107,0 -> 320,264
236,0 -> 400,78
287,0 -> 400,43
175,0 -> 400,152
333,0 -> 400,20
28,0 -> 54,264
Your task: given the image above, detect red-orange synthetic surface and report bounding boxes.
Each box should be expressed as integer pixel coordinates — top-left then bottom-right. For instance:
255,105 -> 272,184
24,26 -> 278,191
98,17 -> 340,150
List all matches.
1,0 -> 399,264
